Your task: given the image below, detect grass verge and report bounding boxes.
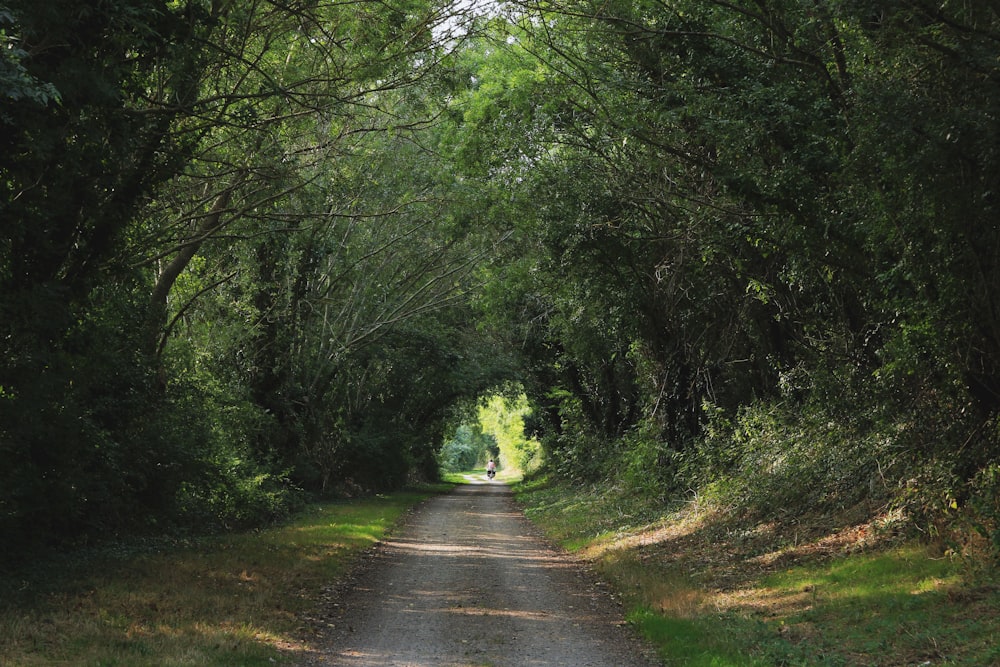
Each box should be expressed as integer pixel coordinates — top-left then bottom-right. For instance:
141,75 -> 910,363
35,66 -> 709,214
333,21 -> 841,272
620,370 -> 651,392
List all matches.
513,475 -> 1000,667
0,484 -> 450,666
442,468 -> 523,485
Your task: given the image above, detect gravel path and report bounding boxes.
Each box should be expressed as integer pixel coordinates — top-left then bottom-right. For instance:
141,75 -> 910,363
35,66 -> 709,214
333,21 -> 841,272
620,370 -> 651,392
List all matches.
301,480 -> 660,667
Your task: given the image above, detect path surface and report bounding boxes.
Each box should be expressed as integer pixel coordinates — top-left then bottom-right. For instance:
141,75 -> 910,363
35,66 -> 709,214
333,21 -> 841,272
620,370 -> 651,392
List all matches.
302,480 -> 659,667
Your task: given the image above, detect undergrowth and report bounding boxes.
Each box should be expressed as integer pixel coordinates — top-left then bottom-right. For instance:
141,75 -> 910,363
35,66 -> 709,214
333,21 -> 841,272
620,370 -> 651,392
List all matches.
514,474 -> 1000,666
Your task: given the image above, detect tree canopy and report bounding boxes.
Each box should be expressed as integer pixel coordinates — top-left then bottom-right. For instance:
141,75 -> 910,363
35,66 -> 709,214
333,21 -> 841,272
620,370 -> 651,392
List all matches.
4,0 -> 1000,562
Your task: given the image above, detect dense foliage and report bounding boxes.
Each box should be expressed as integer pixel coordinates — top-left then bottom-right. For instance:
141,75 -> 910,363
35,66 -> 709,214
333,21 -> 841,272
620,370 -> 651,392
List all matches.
0,0 -> 509,560
453,1 -> 1000,550
4,0 -> 1000,563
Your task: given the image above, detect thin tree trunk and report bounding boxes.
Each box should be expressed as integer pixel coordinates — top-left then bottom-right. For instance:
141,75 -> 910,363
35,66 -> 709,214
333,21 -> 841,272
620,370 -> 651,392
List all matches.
144,188 -> 234,364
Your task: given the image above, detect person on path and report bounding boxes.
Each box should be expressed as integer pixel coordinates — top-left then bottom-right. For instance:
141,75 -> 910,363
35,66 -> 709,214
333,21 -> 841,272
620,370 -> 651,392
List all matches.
486,458 -> 496,478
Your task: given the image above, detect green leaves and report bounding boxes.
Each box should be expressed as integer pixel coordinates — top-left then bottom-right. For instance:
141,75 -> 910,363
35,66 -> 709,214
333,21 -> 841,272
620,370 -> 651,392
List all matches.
0,0 -> 509,555
6,0 -> 1000,560
447,0 -> 1000,532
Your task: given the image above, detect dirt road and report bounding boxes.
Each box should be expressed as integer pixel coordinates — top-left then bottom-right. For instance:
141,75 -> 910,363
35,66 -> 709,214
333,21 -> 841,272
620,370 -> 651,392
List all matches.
302,480 -> 659,667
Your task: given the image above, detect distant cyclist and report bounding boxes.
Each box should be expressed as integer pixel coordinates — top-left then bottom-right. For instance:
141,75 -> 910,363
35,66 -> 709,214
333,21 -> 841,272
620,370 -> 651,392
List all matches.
486,458 -> 497,479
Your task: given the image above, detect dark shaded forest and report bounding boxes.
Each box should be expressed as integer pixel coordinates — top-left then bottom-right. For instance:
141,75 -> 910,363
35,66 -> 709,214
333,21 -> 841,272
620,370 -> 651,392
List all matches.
3,0 -> 1000,565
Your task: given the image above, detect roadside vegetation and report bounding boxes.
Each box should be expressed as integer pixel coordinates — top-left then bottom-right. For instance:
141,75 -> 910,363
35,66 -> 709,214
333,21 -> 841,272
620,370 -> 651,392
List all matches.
5,5 -> 1000,663
0,487 -> 446,666
515,475 -> 1000,666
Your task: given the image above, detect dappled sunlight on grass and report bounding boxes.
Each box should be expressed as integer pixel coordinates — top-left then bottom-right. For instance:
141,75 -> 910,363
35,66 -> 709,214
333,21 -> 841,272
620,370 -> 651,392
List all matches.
762,545 -> 960,601
597,548 -> 706,619
577,510 -> 707,561
0,489 -> 442,666
515,477 -> 1000,666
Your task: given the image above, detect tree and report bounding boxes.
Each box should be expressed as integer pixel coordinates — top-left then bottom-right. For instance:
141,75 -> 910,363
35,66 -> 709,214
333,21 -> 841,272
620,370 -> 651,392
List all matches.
142,4 -> 514,494
0,0 -> 505,553
0,0 -> 220,547
457,0 -> 1000,509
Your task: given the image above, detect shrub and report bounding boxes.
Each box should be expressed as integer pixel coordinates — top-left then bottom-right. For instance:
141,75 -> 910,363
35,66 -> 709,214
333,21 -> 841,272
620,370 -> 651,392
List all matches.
693,398 -> 900,521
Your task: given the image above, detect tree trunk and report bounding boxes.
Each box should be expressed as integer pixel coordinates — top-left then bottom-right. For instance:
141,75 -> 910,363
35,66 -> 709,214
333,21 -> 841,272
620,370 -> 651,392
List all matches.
144,188 -> 234,366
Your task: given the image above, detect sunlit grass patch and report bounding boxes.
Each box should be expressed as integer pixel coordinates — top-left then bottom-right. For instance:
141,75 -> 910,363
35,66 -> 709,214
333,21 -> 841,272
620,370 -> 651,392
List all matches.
762,544 -> 959,602
515,476 -> 1000,666
749,545 -> 997,666
0,488 -> 444,666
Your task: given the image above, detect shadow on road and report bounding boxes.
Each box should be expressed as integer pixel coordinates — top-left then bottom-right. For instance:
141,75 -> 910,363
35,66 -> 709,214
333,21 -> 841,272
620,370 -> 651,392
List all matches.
301,483 -> 658,667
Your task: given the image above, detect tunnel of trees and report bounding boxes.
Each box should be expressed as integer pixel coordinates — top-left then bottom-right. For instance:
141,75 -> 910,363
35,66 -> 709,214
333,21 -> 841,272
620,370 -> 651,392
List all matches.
3,0 -> 1000,563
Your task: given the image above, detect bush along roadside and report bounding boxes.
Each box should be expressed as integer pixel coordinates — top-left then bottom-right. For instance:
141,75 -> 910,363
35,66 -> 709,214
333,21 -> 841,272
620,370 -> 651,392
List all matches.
514,475 -> 1000,667
0,485 -> 450,667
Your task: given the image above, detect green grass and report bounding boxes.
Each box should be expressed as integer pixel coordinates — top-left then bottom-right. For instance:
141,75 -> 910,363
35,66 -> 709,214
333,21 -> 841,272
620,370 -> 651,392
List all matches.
12,475 -> 992,666
442,467 -> 523,485
627,611 -> 770,667
513,475 -> 1000,667
513,475 -> 673,552
750,547 -> 1000,666
0,485 -> 449,666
